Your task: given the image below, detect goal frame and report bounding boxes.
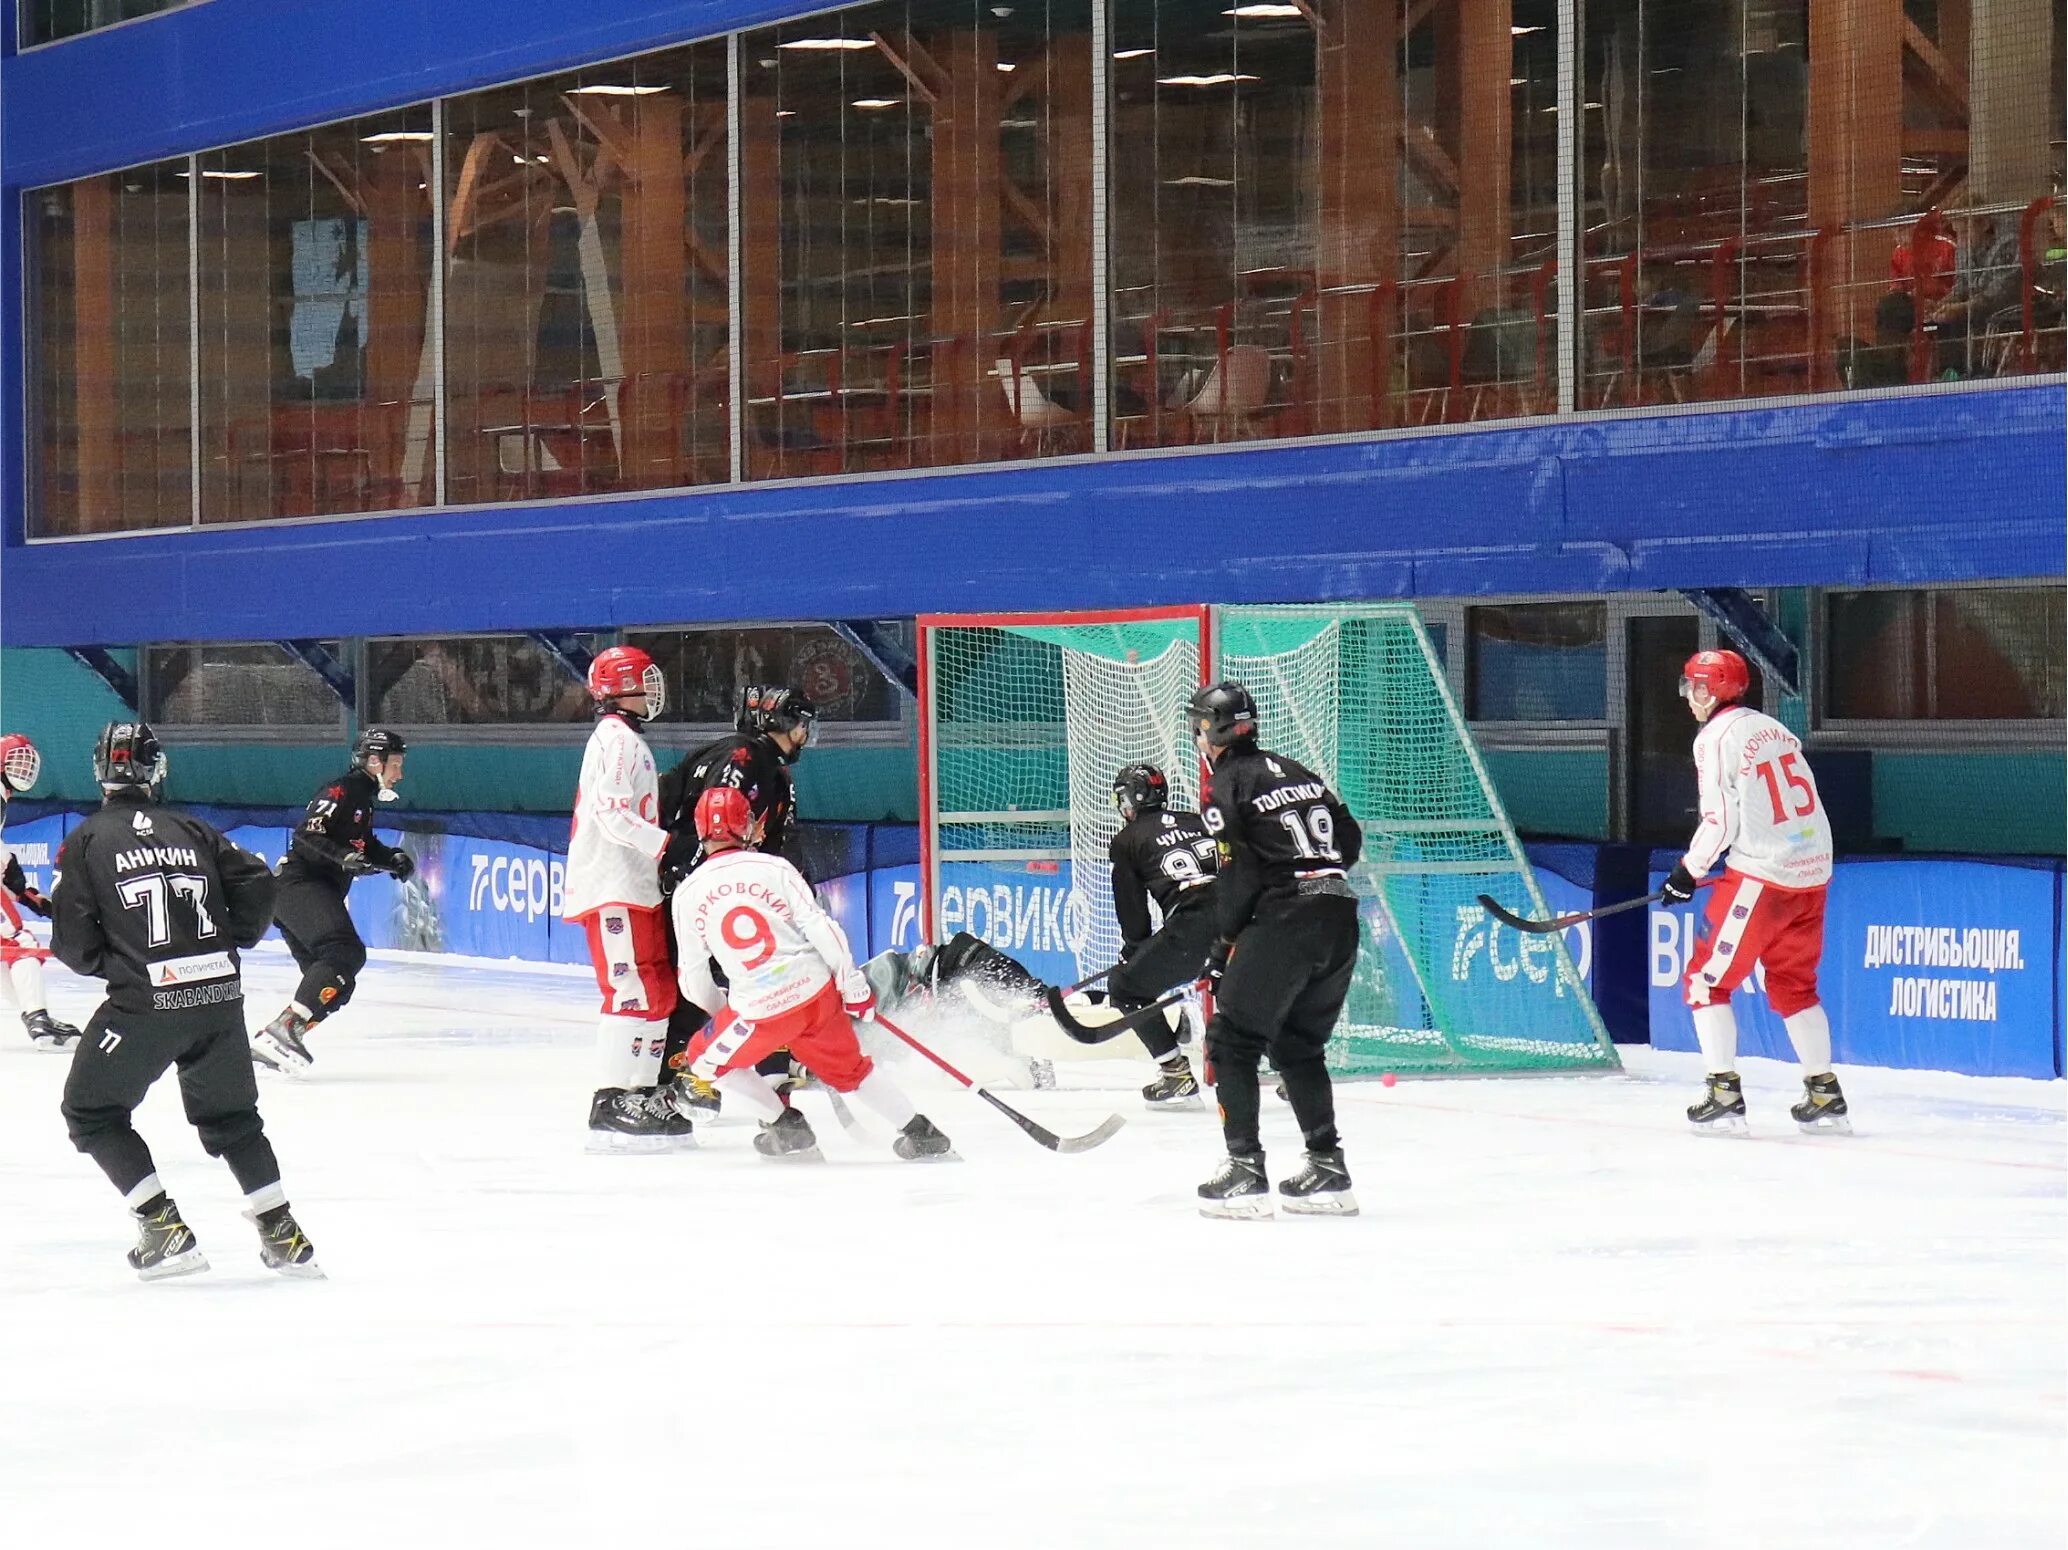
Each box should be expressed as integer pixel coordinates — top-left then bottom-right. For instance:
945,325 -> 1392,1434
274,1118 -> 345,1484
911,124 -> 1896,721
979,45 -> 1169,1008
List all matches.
916,605 -> 1212,950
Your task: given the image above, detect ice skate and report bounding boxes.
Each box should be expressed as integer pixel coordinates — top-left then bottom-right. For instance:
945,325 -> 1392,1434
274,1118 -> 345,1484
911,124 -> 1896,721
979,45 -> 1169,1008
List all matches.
585,1087 -> 696,1154
1686,1071 -> 1748,1135
1278,1149 -> 1358,1216
128,1197 -> 209,1282
247,1204 -> 325,1279
1142,1053 -> 1203,1111
665,1073 -> 723,1124
892,1114 -> 956,1161
752,1105 -> 823,1161
1197,1152 -> 1273,1220
250,1007 -> 314,1077
22,1009 -> 80,1051
1790,1072 -> 1852,1135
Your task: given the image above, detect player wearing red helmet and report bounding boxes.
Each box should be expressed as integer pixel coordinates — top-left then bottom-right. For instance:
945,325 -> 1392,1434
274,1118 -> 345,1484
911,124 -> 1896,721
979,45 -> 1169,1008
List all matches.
1665,649 -> 1847,1134
671,785 -> 953,1162
565,645 -> 699,1150
0,733 -> 83,1050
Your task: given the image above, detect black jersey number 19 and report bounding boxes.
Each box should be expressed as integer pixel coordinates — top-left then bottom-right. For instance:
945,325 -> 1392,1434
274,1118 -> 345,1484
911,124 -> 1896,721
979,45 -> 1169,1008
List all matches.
1279,807 -> 1341,863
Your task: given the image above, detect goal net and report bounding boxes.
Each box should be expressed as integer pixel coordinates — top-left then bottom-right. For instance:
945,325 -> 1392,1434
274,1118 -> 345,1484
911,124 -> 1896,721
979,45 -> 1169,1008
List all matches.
918,604 -> 1617,1077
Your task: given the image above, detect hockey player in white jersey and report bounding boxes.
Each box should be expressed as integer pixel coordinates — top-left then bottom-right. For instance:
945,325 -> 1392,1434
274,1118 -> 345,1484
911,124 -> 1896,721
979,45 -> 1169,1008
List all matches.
1661,650 -> 1847,1134
564,647 -> 698,1151
672,786 -> 952,1162
0,734 -> 82,1050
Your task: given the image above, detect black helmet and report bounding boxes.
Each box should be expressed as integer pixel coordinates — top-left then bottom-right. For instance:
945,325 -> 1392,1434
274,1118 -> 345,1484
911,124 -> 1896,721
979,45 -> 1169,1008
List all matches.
94,721 -> 166,794
354,727 -> 407,762
1186,682 -> 1258,750
736,685 -> 819,762
1111,762 -> 1169,818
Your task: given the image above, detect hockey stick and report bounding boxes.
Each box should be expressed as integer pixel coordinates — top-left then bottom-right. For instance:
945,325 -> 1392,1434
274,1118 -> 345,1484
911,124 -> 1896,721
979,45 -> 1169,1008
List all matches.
1476,877 -> 1717,935
1043,982 -> 1191,1045
872,1012 -> 1126,1154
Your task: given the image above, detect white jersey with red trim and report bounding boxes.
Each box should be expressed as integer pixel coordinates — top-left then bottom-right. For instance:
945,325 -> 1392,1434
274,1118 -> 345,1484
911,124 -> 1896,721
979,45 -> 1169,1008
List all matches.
563,713 -> 668,919
671,847 -> 868,1021
1682,704 -> 1833,890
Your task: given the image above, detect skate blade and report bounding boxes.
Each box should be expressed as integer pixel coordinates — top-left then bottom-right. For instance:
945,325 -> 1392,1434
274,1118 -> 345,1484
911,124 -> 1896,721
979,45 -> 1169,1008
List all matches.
266,1258 -> 328,1280
754,1144 -> 827,1163
584,1131 -> 694,1155
30,1034 -> 77,1052
1795,1114 -> 1853,1136
895,1148 -> 961,1163
136,1247 -> 211,1282
1144,1093 -> 1205,1112
1282,1191 -> 1360,1217
250,1038 -> 312,1079
1198,1195 -> 1275,1221
1688,1114 -> 1749,1137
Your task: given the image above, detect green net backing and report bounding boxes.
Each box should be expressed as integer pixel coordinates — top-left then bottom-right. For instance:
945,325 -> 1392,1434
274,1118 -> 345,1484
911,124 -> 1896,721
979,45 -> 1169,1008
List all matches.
1216,603 -> 1617,1076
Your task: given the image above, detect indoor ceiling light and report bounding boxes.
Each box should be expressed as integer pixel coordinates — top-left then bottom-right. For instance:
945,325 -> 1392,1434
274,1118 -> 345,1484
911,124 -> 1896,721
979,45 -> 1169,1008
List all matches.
1112,47 -> 1154,60
1224,4 -> 1304,15
567,83 -> 670,96
1167,175 -> 1236,187
778,37 -> 876,50
996,61 -> 1016,71
1157,73 -> 1259,86
1512,24 -> 1545,35
775,109 -> 797,118
362,130 -> 434,144
193,169 -> 262,180
851,98 -> 902,109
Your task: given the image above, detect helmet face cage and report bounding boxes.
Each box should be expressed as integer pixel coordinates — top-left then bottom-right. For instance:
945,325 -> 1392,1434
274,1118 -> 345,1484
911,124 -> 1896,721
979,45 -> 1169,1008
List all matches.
94,722 -> 167,793
588,647 -> 663,715
640,662 -> 667,718
1679,650 -> 1750,706
0,735 -> 41,796
1111,762 -> 1168,817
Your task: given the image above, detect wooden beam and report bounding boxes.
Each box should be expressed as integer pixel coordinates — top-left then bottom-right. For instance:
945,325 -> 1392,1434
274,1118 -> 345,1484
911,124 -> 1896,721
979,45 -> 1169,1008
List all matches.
561,97 -> 639,179
1043,32 -> 1094,330
1001,180 -> 1052,248
619,94 -> 690,486
305,150 -> 367,217
1901,16 -> 1972,125
738,90 -> 783,422
1810,0 -> 1905,337
71,175 -> 119,531
1453,0 -> 1512,318
364,147 -> 426,497
927,27 -> 1006,463
870,29 -> 944,107
446,132 -> 501,255
1316,0 -> 1400,431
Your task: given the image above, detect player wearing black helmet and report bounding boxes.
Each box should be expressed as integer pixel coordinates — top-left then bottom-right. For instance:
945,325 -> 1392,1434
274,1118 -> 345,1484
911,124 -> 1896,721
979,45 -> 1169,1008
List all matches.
1187,681 -> 1364,1219
1105,761 -> 1218,1108
50,722 -> 320,1280
250,727 -> 415,1076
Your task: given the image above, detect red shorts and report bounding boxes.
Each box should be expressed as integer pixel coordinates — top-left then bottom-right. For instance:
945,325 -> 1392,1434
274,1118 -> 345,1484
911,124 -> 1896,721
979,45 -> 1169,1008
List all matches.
1684,871 -> 1827,1018
0,890 -> 49,966
576,903 -> 676,1022
686,980 -> 873,1093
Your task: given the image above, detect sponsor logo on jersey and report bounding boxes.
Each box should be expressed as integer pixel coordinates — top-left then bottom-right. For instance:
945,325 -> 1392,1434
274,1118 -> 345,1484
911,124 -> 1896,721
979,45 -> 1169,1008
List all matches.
152,950 -> 236,986
130,812 -> 155,837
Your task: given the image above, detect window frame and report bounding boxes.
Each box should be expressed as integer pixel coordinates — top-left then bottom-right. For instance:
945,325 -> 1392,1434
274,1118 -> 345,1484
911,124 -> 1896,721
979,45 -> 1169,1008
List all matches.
626,619 -> 914,753
15,0 -> 209,53
356,630 -> 605,745
139,639 -> 351,746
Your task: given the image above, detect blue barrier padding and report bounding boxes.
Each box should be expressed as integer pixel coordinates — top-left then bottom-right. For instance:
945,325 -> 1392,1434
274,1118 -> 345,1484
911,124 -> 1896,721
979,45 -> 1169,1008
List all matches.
1648,855 -> 2061,1078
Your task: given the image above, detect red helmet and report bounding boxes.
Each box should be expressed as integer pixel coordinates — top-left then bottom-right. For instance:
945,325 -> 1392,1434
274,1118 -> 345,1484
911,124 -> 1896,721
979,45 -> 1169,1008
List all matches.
693,786 -> 755,847
0,734 -> 42,795
587,646 -> 665,715
1680,649 -> 1751,705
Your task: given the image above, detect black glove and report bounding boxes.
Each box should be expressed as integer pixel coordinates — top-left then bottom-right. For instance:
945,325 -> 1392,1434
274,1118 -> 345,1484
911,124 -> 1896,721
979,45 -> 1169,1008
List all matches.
659,831 -> 700,879
1660,863 -> 1699,906
14,888 -> 51,919
341,850 -> 382,877
1201,938 -> 1233,989
385,851 -> 416,883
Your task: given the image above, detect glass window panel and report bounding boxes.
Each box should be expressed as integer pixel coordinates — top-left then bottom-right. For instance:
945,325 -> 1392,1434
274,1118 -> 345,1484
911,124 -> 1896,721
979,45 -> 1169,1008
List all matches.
23,0 -> 196,47
29,161 -> 192,536
626,625 -> 908,728
442,43 -> 731,503
365,636 -> 599,725
1826,587 -> 2065,721
196,109 -> 437,523
1467,601 -> 1608,720
743,2 -> 1094,478
144,642 -> 346,728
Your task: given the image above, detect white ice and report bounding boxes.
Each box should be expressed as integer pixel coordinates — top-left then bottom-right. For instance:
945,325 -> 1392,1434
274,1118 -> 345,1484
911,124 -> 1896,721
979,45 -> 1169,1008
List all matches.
3,945 -> 2063,1550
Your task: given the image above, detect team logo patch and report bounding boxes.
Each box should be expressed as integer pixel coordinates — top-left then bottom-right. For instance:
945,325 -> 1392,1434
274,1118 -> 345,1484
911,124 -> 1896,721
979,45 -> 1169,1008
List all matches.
611,962 -> 630,978
1731,905 -> 1750,920
605,916 -> 626,935
732,748 -> 753,766
620,997 -> 643,1012
130,812 -> 155,837
319,986 -> 339,1004
1716,942 -> 1734,956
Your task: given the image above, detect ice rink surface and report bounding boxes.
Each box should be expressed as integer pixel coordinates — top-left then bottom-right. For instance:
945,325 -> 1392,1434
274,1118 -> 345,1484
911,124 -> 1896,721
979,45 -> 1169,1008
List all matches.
4,947 -> 2063,1550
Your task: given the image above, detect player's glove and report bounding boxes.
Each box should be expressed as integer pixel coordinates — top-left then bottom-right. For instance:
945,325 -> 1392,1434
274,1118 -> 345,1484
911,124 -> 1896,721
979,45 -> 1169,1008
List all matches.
384,851 -> 416,883
1201,937 -> 1234,990
659,830 -> 699,881
13,887 -> 51,918
1660,862 -> 1699,906
843,989 -> 877,1024
341,850 -> 382,877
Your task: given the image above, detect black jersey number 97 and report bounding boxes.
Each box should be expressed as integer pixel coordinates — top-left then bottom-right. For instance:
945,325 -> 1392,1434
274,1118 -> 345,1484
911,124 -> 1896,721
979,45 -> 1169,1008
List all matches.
1278,806 -> 1341,864
115,873 -> 220,948
1159,838 -> 1219,886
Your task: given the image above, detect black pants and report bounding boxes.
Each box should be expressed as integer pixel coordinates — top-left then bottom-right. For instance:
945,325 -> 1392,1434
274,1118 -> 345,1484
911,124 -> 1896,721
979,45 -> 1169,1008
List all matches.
274,875 -> 365,1022
62,1003 -> 281,1203
1204,893 -> 1359,1158
1108,899 -> 1216,1059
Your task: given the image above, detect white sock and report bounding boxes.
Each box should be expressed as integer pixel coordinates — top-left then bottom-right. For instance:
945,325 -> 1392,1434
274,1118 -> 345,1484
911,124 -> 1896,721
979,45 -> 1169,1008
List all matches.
594,1017 -> 666,1090
1783,1004 -> 1833,1078
9,955 -> 47,1015
852,1068 -> 918,1133
125,1173 -> 165,1211
715,1067 -> 788,1121
244,1180 -> 288,1215
1691,1003 -> 1739,1074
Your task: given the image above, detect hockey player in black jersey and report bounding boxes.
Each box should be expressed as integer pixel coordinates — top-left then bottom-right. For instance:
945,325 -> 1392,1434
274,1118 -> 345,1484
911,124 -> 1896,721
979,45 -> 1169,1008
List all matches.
250,727 -> 413,1075
1106,761 -> 1217,1108
655,686 -> 819,1115
1187,683 -> 1363,1219
51,722 -> 320,1280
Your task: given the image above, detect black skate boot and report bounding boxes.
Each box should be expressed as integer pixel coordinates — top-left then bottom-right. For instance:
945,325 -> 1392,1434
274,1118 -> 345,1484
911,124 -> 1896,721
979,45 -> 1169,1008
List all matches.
585,1087 -> 696,1154
1197,1152 -> 1272,1220
752,1104 -> 823,1161
1278,1149 -> 1359,1216
892,1114 -> 956,1161
250,1007 -> 314,1077
664,1073 -> 723,1124
1273,1078 -> 1290,1104
128,1196 -> 208,1282
1687,1071 -> 1748,1135
247,1203 -> 325,1279
23,1009 -> 81,1051
1790,1072 -> 1852,1135
1142,1053 -> 1203,1111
